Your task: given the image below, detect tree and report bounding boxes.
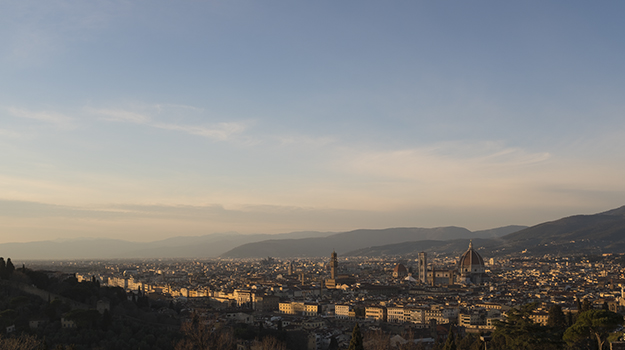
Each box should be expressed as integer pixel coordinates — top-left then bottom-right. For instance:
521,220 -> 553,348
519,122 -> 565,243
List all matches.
576,296 -> 582,312
443,327 -> 457,350
0,258 -> 5,279
582,299 -> 592,312
250,336 -> 286,350
563,309 -> 623,350
6,258 -> 15,276
101,309 -> 112,331
547,305 -> 567,331
567,311 -> 574,327
328,336 -> 339,350
175,312 -> 235,350
348,324 -> 364,350
0,334 -> 43,350
364,330 -> 390,350
456,333 -> 482,350
491,303 -> 562,350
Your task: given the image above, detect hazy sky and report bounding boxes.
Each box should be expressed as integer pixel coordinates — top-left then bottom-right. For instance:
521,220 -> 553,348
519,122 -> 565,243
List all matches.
2,1 -> 625,243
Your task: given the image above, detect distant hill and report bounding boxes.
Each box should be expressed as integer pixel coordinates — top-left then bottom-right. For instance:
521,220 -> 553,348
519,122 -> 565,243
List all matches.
220,226 -> 524,258
6,205 -> 624,260
0,231 -> 335,260
493,205 -> 625,255
471,225 -> 528,238
340,206 -> 625,257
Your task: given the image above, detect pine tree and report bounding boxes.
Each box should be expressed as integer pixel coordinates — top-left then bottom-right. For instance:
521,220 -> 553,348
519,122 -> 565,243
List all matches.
547,305 -> 566,330
6,258 -> 15,276
101,309 -> 112,331
443,327 -> 457,350
348,324 -> 364,350
328,336 -> 339,350
0,257 -> 5,279
581,299 -> 592,312
564,309 -> 624,350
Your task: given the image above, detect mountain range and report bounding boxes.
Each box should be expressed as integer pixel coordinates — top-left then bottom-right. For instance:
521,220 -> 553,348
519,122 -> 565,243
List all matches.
220,225 -> 526,258
3,205 -> 625,260
0,231 -> 335,260
344,206 -> 625,258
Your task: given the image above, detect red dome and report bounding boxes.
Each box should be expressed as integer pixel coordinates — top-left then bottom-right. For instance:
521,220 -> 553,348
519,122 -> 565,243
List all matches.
458,241 -> 484,269
393,263 -> 407,274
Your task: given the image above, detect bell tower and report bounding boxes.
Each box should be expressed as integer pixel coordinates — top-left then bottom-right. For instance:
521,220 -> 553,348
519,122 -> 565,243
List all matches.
330,250 -> 338,279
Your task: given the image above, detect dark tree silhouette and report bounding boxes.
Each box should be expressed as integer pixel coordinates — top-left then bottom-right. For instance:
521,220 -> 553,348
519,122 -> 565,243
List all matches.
581,299 -> 592,312
547,305 -> 567,331
6,258 -> 15,277
328,336 -> 339,350
564,309 -> 623,350
348,324 -> 364,350
443,327 -> 457,350
491,303 -> 562,350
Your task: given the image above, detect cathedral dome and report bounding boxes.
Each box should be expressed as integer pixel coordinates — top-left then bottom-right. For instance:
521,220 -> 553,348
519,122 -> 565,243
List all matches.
458,241 -> 485,273
392,263 -> 408,278
393,263 -> 407,274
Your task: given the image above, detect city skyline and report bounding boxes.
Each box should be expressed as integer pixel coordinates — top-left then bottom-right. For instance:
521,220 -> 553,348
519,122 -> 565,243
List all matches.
2,1 -> 625,243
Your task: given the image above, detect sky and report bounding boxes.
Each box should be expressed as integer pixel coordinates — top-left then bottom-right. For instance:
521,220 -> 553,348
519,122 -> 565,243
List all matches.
1,1 -> 625,243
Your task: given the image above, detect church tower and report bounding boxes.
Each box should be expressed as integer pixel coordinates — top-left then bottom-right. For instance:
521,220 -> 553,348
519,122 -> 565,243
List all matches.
330,250 -> 338,279
418,252 -> 427,284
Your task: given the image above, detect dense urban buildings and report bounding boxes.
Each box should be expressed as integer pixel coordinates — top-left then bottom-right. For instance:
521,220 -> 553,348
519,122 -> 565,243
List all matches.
6,243 -> 625,349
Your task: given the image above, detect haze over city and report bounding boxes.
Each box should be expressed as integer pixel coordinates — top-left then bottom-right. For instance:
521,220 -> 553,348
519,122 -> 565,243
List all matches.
2,1 -> 625,244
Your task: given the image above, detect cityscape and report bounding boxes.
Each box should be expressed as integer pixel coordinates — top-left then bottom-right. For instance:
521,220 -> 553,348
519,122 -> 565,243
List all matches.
3,1 -> 625,349
2,217 -> 625,349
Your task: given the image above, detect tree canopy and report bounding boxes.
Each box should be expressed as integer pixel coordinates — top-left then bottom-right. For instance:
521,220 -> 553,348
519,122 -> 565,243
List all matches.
563,309 -> 623,350
348,324 -> 364,350
491,303 -> 562,350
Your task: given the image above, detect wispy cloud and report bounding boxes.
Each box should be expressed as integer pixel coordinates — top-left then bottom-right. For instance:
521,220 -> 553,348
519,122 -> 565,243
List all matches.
95,108 -> 150,124
152,122 -> 248,141
2,1 -> 134,66
344,141 -> 551,182
93,107 -> 248,141
0,128 -> 23,138
276,134 -> 337,148
6,107 -> 74,129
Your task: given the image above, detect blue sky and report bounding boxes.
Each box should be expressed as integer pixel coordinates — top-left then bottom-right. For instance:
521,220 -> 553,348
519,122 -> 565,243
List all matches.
1,1 -> 625,243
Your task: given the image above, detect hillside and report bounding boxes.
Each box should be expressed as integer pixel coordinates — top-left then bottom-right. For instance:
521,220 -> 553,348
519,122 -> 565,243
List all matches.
220,226 -> 522,258
0,231 -> 335,260
339,206 -> 625,257
495,205 -> 625,255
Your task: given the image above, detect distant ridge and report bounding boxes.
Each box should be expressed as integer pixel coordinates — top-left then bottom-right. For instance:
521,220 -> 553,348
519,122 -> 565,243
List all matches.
0,231 -> 335,260
495,205 -> 625,255
342,206 -> 625,257
5,205 -> 624,260
220,225 -> 525,258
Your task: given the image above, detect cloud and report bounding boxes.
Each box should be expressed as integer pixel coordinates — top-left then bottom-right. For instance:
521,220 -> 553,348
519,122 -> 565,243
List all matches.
6,107 -> 74,129
0,128 -> 23,138
1,1 -> 133,66
152,121 -> 248,141
276,134 -> 336,148
94,108 -> 150,123
343,141 -> 551,182
155,104 -> 204,113
93,107 -> 248,141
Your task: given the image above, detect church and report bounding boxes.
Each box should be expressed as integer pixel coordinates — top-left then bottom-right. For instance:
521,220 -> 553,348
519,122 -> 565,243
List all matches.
456,241 -> 486,285
421,241 -> 487,286
325,251 -> 355,289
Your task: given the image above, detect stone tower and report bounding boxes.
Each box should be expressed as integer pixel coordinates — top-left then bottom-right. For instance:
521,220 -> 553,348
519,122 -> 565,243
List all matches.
418,252 -> 427,284
330,250 -> 338,279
